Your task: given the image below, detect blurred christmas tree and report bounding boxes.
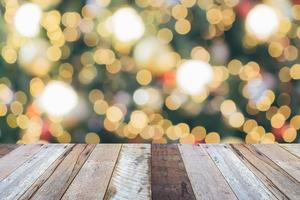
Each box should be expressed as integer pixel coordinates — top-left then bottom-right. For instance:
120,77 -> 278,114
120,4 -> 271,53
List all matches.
0,0 -> 300,144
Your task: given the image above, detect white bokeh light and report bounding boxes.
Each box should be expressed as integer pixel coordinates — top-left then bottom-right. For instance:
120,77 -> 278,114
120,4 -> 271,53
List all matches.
176,60 -> 213,95
245,4 -> 279,40
38,81 -> 78,116
0,84 -> 13,104
14,3 -> 42,37
111,7 -> 145,42
19,40 -> 48,64
133,88 -> 149,106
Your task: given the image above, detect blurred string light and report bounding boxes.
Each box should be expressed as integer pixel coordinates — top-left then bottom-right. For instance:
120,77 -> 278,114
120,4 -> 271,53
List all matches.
245,75 -> 274,105
0,84 -> 13,104
134,37 -> 177,75
14,3 -> 42,37
0,0 -> 300,144
38,81 -> 78,116
176,60 -> 213,95
18,39 -> 51,76
245,4 -> 279,40
111,7 -> 145,42
133,87 -> 162,110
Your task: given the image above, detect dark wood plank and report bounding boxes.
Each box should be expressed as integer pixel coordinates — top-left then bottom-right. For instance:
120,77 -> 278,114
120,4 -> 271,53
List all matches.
0,145 -> 19,158
254,144 -> 300,183
204,145 -> 277,200
104,144 -> 151,200
151,144 -> 196,200
20,144 -> 95,200
0,144 -> 72,200
179,145 -> 237,200
280,144 -> 300,158
62,144 -> 121,200
232,144 -> 300,199
0,144 -> 43,181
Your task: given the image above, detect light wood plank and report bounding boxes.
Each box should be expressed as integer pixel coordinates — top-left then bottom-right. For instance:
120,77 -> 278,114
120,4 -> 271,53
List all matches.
179,145 -> 237,200
62,144 -> 121,200
0,144 -> 72,200
280,144 -> 300,158
18,145 -> 74,200
20,144 -> 95,200
0,144 -> 43,181
0,145 -> 19,158
104,144 -> 151,200
152,144 -> 196,200
232,144 -> 300,199
204,144 -> 277,200
254,144 -> 300,183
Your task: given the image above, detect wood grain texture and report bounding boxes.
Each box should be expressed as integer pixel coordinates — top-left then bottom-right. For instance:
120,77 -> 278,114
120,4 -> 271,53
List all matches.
232,144 -> 300,199
179,145 -> 237,200
0,144 -> 299,200
0,144 -> 71,200
0,145 -> 19,158
62,144 -> 121,200
104,144 -> 151,200
254,144 -> 300,183
204,144 -> 277,200
0,144 -> 43,181
20,144 -> 95,200
280,144 -> 300,158
152,144 -> 196,200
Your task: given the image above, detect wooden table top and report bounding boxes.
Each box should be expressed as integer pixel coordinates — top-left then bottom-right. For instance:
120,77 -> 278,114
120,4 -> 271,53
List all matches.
0,144 -> 299,200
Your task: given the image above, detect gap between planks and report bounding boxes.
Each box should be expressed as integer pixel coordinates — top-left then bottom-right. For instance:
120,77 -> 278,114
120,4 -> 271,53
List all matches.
62,144 -> 122,200
230,144 -> 296,199
20,144 -> 96,200
0,144 -> 72,200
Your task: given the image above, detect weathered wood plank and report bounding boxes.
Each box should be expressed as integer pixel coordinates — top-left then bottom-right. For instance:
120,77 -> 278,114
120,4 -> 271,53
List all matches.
254,144 -> 300,183
204,144 -> 277,200
0,144 -> 43,181
62,144 -> 121,200
152,144 -> 195,200
179,145 -> 237,200
232,144 -> 300,199
0,144 -> 299,199
18,145 -> 74,200
20,144 -> 95,200
0,145 -> 19,158
280,144 -> 300,158
0,144 -> 72,200
104,144 -> 151,200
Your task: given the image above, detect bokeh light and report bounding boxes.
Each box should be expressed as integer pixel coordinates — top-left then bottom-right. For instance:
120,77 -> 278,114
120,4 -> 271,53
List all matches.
245,4 -> 279,40
38,81 -> 78,116
176,60 -> 213,95
14,3 -> 42,37
111,7 -> 145,42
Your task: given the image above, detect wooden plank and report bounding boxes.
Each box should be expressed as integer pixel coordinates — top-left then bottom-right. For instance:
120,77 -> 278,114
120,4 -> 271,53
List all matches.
151,144 -> 195,200
0,144 -> 72,200
18,145 -> 74,200
0,145 -> 19,158
232,144 -> 300,199
204,144 -> 277,200
179,145 -> 237,200
254,144 -> 300,183
62,144 -> 121,200
104,144 -> 151,200
280,144 -> 300,158
0,144 -> 43,181
20,144 -> 95,200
